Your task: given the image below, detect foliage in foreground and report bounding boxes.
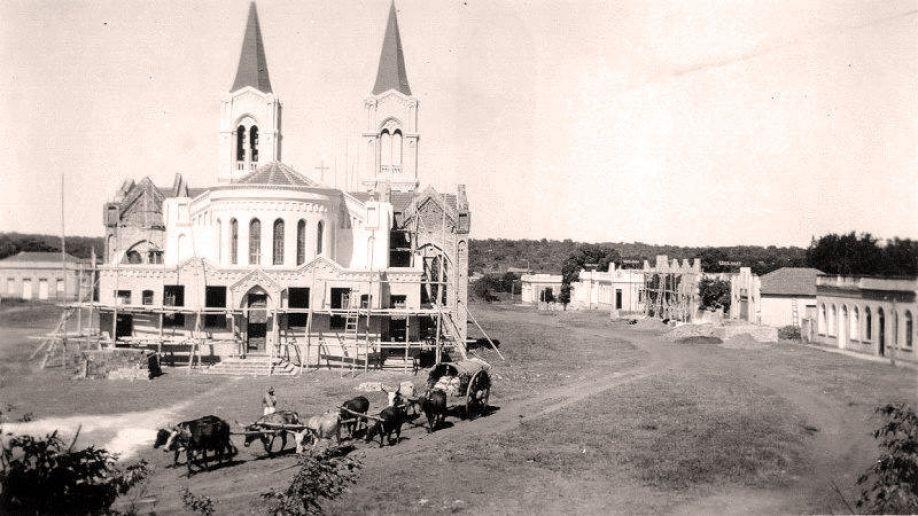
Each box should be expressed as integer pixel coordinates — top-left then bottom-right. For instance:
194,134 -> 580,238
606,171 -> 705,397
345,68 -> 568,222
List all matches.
261,448 -> 362,515
182,485 -> 216,515
0,429 -> 149,514
857,403 -> 918,514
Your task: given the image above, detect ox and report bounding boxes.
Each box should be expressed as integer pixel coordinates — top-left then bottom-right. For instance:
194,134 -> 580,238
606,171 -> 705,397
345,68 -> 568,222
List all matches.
339,396 -> 369,439
243,410 -> 301,455
418,389 -> 448,433
365,405 -> 405,447
154,415 -> 236,474
294,412 -> 341,452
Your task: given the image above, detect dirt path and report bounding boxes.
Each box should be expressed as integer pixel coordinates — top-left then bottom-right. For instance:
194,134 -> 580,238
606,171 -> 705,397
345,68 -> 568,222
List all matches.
4,377 -> 244,459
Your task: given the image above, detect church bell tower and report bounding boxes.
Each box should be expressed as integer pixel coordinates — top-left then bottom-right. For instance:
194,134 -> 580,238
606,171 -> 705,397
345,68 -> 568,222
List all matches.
218,2 -> 282,183
361,1 -> 420,193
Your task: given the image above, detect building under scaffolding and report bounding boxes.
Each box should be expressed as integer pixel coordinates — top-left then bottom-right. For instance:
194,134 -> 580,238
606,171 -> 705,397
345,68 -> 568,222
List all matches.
62,2 -> 484,374
641,255 -> 702,322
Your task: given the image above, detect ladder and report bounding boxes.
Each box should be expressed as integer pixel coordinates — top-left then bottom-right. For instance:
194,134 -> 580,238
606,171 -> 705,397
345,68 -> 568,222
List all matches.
791,298 -> 800,327
32,308 -> 75,369
340,292 -> 362,375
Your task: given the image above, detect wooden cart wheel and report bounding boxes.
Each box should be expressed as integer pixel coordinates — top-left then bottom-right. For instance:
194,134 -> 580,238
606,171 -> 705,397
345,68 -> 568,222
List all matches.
466,371 -> 489,420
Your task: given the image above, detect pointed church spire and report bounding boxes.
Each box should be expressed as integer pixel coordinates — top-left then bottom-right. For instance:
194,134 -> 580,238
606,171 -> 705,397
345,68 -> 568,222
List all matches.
231,2 -> 272,93
372,1 -> 412,96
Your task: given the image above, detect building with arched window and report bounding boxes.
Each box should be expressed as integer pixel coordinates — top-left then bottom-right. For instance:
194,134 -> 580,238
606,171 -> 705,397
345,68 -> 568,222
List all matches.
815,274 -> 917,364
92,2 -> 472,373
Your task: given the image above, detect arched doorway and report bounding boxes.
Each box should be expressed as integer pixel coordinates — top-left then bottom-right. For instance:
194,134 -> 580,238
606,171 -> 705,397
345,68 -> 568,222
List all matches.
244,287 -> 271,354
878,308 -> 886,356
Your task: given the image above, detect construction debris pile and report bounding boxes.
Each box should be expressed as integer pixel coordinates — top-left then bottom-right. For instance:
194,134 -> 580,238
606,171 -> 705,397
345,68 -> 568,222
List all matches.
665,321 -> 778,344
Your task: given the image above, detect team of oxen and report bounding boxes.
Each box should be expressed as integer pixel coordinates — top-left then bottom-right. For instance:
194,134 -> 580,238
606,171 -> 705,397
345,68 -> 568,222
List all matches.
152,385 -> 450,474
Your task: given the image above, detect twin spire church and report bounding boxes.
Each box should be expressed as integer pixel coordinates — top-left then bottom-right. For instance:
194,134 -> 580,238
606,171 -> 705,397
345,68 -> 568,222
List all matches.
95,2 -> 472,372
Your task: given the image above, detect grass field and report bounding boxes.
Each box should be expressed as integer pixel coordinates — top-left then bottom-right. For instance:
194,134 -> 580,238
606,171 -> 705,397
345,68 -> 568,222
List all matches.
0,302 -> 915,514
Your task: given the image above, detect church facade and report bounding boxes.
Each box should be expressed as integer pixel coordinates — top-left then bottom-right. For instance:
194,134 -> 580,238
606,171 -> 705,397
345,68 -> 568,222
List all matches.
95,3 -> 471,368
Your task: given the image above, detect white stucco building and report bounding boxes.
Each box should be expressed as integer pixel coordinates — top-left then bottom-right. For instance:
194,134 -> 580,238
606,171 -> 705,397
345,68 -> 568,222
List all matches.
758,267 -> 820,328
814,275 -> 916,364
92,3 -> 471,369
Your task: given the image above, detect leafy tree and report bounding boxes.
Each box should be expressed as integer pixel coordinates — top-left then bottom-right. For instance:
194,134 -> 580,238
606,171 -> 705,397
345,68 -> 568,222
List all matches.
0,429 -> 149,514
559,244 -> 621,307
806,233 -> 918,276
698,278 -> 731,312
261,448 -> 361,515
857,404 -> 918,514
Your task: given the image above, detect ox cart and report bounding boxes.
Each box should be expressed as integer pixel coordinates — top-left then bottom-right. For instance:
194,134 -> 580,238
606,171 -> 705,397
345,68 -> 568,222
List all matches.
426,359 -> 491,419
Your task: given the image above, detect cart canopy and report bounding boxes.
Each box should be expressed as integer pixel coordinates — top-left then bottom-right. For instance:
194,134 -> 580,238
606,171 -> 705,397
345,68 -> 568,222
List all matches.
428,358 -> 490,382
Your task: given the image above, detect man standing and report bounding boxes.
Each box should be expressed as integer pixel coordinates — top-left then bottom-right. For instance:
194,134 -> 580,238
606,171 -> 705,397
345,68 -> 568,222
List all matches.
263,386 -> 277,416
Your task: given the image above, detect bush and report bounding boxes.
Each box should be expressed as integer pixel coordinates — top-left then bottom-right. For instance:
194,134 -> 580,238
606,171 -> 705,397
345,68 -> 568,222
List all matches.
261,448 -> 361,515
182,486 -> 216,515
777,326 -> 801,341
856,404 -> 918,514
698,278 -> 731,312
0,430 -> 149,514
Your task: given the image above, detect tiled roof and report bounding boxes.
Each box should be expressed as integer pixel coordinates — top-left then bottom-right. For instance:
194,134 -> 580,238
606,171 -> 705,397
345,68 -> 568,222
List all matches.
237,162 -> 318,187
760,267 -> 822,297
231,2 -> 272,93
0,251 -> 86,264
372,2 -> 412,96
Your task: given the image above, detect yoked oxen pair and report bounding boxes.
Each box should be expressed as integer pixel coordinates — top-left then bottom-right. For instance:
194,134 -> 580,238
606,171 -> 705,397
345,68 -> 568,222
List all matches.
242,410 -> 301,456
154,415 -> 237,474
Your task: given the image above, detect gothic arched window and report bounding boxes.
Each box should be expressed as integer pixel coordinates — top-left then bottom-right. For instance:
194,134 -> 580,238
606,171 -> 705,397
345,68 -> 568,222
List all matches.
865,307 -> 872,340
392,130 -> 403,167
230,218 -> 239,265
249,218 -> 261,265
236,126 -> 246,161
380,130 -> 391,167
250,126 -> 259,163
273,218 -> 284,265
316,221 -> 324,256
296,219 -> 306,265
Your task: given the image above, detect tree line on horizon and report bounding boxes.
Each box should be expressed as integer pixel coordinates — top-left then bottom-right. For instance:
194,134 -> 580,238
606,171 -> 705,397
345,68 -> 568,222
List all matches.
471,233 -> 917,278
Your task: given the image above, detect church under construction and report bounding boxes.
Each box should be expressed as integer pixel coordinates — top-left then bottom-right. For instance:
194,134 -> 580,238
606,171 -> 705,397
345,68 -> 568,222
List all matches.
70,2 -> 474,374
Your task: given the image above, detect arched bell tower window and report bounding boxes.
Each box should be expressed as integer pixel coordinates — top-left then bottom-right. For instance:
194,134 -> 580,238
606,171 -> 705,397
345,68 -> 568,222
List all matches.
272,218 -> 284,265
392,130 -> 403,168
249,218 -> 261,265
380,130 -> 391,169
235,126 -> 246,161
250,126 -> 259,163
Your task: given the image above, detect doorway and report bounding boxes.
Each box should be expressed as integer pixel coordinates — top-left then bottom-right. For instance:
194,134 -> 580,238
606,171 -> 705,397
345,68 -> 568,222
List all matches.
615,289 -> 623,310
247,292 -> 268,353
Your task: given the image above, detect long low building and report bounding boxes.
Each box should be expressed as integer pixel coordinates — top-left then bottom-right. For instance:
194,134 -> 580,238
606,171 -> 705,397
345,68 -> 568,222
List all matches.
814,274 -> 916,364
0,252 -> 94,301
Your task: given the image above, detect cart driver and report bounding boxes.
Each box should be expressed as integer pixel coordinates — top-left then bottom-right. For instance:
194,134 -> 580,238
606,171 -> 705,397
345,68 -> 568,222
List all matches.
263,386 -> 277,416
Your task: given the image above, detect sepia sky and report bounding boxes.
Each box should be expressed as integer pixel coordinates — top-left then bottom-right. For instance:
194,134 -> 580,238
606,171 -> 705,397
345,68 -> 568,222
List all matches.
0,0 -> 915,247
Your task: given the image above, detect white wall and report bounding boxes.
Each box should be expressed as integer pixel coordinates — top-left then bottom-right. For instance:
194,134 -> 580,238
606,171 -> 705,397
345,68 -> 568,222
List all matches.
760,296 -> 813,328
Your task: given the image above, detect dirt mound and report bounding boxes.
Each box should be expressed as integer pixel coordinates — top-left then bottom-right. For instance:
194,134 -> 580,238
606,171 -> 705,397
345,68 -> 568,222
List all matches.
720,333 -> 769,350
665,323 -> 717,342
632,318 -> 669,331
676,336 -> 723,345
